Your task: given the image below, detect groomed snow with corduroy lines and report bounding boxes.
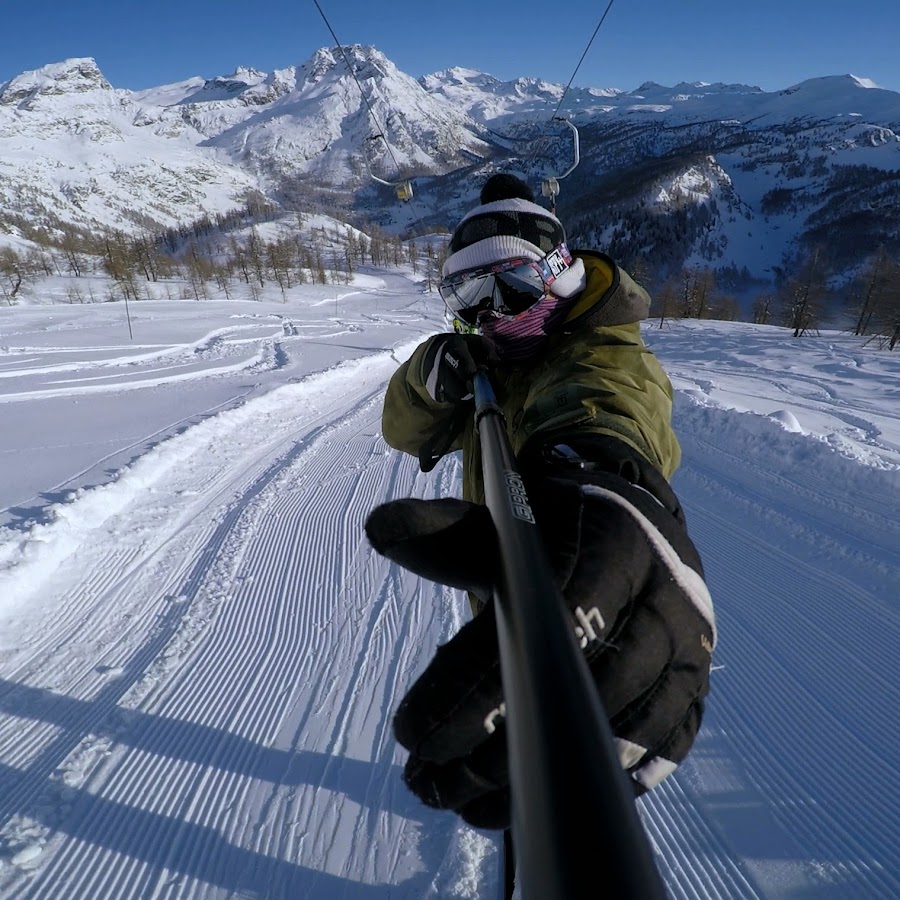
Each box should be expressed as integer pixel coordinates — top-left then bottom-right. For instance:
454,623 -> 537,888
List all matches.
0,264 -> 898,899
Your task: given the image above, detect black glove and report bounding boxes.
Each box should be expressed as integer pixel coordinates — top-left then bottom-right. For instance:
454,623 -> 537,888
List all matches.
422,333 -> 497,404
365,437 -> 715,830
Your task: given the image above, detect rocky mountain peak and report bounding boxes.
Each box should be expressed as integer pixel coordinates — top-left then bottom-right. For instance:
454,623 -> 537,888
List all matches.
3,47 -> 900,285
0,58 -> 112,106
299,44 -> 393,86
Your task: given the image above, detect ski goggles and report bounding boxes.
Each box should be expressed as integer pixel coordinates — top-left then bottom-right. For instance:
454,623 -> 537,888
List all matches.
438,243 -> 573,326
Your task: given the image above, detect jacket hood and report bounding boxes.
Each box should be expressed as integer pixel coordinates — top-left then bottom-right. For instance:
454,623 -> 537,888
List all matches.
561,251 -> 651,331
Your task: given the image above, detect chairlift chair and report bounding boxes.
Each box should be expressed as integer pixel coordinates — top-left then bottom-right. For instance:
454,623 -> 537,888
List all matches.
370,171 -> 414,202
365,134 -> 414,202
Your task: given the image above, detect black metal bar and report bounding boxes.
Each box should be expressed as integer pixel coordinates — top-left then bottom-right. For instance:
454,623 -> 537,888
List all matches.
500,828 -> 515,900
473,369 -> 668,900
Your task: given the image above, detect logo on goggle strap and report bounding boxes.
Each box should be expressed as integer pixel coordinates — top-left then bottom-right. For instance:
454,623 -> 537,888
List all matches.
545,246 -> 569,278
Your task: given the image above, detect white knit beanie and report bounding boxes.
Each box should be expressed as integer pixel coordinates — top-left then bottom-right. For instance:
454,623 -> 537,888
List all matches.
442,176 -> 586,298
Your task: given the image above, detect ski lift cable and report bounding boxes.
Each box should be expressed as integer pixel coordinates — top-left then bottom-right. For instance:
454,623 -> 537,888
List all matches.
311,0 -> 411,196
550,0 -> 617,121
539,0 -> 615,207
311,0 -> 614,207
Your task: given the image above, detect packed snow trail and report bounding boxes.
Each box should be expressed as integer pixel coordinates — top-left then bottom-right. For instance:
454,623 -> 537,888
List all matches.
0,290 -> 897,898
0,338 -> 497,898
639,324 -> 900,899
652,400 -> 900,899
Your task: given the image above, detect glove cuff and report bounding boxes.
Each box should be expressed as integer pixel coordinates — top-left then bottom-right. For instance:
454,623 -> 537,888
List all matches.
521,433 -> 686,523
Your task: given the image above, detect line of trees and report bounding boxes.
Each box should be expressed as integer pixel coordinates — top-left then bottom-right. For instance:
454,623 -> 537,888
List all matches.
1,209 -> 446,306
846,245 -> 900,350
3,203 -> 897,348
646,246 -> 900,349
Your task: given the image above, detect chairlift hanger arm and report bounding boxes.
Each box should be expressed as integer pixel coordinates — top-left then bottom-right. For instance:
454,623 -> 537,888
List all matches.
552,117 -> 580,180
541,117 -> 580,203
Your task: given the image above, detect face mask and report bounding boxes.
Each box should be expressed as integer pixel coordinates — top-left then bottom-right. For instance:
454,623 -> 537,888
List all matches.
476,291 -> 576,361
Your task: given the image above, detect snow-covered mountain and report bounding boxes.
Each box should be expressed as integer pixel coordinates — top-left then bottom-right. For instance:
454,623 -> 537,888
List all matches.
0,59 -> 261,233
3,48 -> 900,285
546,74 -> 900,281
0,49 -> 492,236
132,47 -> 493,185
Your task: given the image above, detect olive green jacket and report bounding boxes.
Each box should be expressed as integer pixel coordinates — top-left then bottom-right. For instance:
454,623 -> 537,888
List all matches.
382,250 -> 681,503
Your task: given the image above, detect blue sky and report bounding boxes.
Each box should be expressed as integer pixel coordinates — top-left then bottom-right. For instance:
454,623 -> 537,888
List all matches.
3,0 -> 899,95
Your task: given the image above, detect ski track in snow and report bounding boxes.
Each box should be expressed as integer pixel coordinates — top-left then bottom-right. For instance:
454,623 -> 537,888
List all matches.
0,304 -> 897,898
0,337 -> 495,899
649,396 -> 899,899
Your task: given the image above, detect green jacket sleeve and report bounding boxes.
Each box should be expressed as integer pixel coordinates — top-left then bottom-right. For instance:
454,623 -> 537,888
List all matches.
381,336 -> 470,458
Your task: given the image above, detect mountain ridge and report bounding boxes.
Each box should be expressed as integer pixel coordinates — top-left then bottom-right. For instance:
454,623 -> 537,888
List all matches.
2,47 -> 900,287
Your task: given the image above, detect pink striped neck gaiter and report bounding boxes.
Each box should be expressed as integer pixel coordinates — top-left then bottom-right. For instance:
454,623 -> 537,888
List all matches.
477,291 -> 577,361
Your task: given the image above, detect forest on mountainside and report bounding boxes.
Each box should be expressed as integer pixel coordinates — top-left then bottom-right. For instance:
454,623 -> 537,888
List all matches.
3,193 -> 899,348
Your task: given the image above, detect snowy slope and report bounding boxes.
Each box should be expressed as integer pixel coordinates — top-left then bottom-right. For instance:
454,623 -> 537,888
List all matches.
0,269 -> 898,898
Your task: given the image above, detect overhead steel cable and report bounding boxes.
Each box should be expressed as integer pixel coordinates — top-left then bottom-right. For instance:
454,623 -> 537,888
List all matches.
310,0 -> 408,191
550,0 -> 617,121
537,0 -> 616,208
